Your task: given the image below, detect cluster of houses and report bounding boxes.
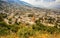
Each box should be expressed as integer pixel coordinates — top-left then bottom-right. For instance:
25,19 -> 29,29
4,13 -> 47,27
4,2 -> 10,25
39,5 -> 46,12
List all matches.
0,6 -> 60,28
3,10 -> 60,27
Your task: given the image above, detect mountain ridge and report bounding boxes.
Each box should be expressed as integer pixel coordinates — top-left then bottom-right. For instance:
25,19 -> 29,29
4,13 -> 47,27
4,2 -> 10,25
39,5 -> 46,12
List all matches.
1,0 -> 32,7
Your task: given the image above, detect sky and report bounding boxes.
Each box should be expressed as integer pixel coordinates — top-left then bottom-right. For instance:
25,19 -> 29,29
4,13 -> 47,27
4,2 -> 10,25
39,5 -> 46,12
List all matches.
20,0 -> 60,9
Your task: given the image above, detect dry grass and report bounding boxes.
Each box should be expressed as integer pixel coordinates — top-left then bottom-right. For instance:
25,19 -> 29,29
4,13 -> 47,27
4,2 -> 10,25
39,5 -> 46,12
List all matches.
29,32 -> 60,38
0,33 -> 19,38
0,33 -> 60,38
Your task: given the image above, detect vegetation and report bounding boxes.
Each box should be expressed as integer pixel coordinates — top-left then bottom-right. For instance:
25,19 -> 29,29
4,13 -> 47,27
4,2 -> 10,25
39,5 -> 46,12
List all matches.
17,26 -> 35,38
0,0 -> 60,38
0,17 -> 60,38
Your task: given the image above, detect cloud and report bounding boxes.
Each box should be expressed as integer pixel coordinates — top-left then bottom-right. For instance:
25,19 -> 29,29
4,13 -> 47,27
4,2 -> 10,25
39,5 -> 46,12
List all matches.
43,0 -> 56,2
20,0 -> 60,8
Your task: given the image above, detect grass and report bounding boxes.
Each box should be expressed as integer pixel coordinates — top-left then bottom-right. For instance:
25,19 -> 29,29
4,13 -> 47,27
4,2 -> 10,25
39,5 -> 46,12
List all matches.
0,21 -> 60,38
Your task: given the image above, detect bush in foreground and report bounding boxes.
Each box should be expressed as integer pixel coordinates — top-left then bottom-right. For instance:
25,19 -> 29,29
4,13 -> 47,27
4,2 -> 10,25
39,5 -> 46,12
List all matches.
17,26 -> 35,38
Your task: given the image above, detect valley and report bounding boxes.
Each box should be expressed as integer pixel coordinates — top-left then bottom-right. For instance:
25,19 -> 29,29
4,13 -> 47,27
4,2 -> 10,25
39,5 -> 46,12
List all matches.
0,0 -> 60,38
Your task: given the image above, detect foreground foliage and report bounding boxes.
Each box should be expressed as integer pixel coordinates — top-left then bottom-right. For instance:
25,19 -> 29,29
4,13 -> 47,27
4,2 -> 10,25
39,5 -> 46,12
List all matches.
0,18 -> 60,38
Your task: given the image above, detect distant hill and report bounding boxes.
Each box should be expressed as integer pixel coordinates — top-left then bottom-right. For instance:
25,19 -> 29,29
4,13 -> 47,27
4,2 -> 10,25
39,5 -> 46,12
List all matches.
1,0 -> 32,7
0,0 -> 59,25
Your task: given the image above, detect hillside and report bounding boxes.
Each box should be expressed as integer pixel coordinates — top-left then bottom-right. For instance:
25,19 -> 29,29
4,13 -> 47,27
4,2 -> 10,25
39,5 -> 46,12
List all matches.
0,0 -> 60,38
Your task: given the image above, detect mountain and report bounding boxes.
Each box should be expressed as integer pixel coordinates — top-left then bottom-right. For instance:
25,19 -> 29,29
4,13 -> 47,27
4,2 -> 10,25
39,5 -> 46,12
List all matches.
0,0 -> 34,12
1,0 -> 32,7
0,0 -> 41,25
0,0 -> 60,24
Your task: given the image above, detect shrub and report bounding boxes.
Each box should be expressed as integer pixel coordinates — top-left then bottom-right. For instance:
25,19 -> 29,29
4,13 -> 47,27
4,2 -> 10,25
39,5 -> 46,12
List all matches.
8,24 -> 20,33
17,26 -> 35,38
0,27 -> 10,36
32,23 -> 47,31
0,21 -> 10,36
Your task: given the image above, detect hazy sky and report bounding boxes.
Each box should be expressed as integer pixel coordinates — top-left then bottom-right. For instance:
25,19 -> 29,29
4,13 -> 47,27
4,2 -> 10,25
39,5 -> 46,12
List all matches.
20,0 -> 60,8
